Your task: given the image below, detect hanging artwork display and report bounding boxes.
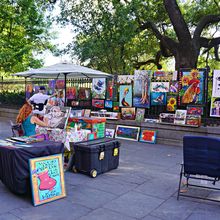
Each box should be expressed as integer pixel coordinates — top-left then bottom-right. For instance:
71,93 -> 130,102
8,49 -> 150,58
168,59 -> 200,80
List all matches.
105,100 -> 113,108
133,70 -> 151,108
66,87 -> 77,100
151,92 -> 166,106
174,109 -> 187,125
169,81 -> 179,93
106,77 -> 118,101
186,115 -> 201,127
139,129 -> 157,144
48,80 -> 56,95
55,80 -> 65,89
34,85 -> 40,93
117,75 -> 134,84
119,85 -> 132,107
92,99 -> 105,108
179,69 -> 205,104
121,107 -> 136,120
151,82 -> 170,93
135,108 -> 145,122
79,100 -> 91,107
105,128 -> 115,138
187,106 -> 203,115
154,71 -> 166,78
83,109 -> 91,117
29,154 -> 66,206
210,97 -> 220,117
212,70 -> 220,97
167,95 -> 177,112
26,84 -> 33,99
78,88 -> 91,100
69,100 -> 79,107
92,78 -> 106,99
115,125 -> 140,141
113,102 -> 119,112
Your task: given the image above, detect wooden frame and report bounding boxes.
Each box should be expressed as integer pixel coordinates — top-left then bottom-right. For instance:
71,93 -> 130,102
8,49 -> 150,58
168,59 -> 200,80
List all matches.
115,125 -> 140,141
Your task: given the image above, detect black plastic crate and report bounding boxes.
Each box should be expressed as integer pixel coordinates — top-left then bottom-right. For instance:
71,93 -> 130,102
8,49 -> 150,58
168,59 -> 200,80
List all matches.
73,138 -> 120,177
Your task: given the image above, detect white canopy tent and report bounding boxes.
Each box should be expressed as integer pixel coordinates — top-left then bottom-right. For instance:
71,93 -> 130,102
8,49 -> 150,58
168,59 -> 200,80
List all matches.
13,63 -> 112,79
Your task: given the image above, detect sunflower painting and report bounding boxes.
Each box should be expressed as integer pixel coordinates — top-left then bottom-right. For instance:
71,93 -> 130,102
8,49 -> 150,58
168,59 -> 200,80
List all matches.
167,95 -> 177,112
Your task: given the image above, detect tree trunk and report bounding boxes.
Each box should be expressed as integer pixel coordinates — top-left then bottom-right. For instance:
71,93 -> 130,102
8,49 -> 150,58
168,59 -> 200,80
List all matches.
174,42 -> 199,70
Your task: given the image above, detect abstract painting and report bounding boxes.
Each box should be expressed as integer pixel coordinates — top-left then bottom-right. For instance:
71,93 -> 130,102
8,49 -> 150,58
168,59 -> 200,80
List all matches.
133,70 -> 151,108
151,92 -> 166,106
119,85 -> 132,107
187,105 -> 203,115
105,100 -> 113,108
115,125 -> 140,141
55,80 -> 65,89
92,78 -> 106,99
139,129 -> 157,144
113,102 -> 119,112
66,87 -> 77,100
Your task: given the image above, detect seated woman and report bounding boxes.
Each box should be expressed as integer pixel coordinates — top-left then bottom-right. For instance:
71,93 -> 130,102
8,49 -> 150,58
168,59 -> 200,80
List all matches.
16,102 -> 48,136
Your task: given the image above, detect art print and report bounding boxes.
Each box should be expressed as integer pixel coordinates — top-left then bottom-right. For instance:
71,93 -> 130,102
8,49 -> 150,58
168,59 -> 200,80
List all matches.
106,78 -> 118,101
167,95 -> 177,112
70,100 -> 79,107
121,107 -> 136,120
153,71 -> 166,78
179,69 -> 205,104
83,109 -> 91,117
92,99 -> 104,108
169,81 -> 179,93
119,85 -> 132,107
29,154 -> 66,206
210,97 -> 220,117
187,106 -> 203,115
133,70 -> 151,108
26,83 -> 33,99
139,129 -> 157,144
135,108 -> 145,122
55,80 -> 65,89
151,82 -> 170,93
105,129 -> 115,138
212,70 -> 220,97
66,87 -> 77,100
79,100 -> 91,107
78,88 -> 91,100
186,115 -> 201,127
115,125 -> 140,141
117,75 -> 134,84
174,109 -> 187,125
105,100 -> 113,108
151,92 -> 166,106
113,102 -> 119,112
92,78 -> 106,99
48,80 -> 56,95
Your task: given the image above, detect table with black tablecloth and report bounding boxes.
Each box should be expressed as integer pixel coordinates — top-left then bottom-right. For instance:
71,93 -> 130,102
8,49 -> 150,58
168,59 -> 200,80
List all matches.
0,140 -> 64,194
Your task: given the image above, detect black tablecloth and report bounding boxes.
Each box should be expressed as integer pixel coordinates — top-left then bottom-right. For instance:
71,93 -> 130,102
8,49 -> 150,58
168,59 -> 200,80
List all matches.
0,140 -> 64,194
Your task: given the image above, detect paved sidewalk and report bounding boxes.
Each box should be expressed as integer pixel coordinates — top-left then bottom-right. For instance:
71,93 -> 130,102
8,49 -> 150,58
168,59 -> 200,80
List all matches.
1,117 -> 220,220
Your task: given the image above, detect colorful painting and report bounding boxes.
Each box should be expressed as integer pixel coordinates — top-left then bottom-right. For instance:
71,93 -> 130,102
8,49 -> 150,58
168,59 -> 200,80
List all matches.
187,106 -> 203,115
151,82 -> 170,93
186,115 -> 201,127
26,83 -> 33,99
169,81 -> 179,93
92,78 -> 106,99
151,92 -> 166,106
34,85 -> 40,93
105,100 -> 113,108
105,128 -> 115,138
92,99 -> 105,108
139,129 -> 157,144
70,100 -> 79,107
79,100 -> 91,107
210,97 -> 220,117
106,78 -> 118,101
212,70 -> 220,97
83,109 -> 91,117
135,108 -> 145,122
179,69 -> 205,104
55,80 -> 65,89
48,80 -> 56,95
29,154 -> 66,206
66,87 -> 77,100
167,95 -> 177,112
113,102 -> 119,112
78,88 -> 91,100
115,125 -> 140,141
133,70 -> 151,108
121,107 -> 136,120
119,85 -> 132,107
117,75 -> 134,84
174,109 -> 187,125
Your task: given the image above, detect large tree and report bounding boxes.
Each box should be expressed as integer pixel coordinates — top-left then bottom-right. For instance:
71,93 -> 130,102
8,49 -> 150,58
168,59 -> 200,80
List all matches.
59,0 -> 220,72
0,0 -> 55,75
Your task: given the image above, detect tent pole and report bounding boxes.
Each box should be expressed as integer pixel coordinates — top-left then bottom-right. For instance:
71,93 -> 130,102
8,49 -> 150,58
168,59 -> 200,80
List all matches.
64,73 -> 67,106
24,77 -> 27,100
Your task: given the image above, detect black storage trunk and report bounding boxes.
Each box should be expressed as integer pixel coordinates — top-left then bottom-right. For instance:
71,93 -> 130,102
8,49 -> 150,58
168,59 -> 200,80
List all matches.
74,138 -> 120,177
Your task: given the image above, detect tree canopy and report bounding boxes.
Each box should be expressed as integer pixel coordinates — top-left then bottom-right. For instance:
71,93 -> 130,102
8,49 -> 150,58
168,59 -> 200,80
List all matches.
59,0 -> 220,73
0,0 -> 54,76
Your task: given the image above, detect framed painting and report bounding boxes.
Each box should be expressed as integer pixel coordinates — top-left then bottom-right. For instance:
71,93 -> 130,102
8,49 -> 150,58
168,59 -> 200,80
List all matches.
92,78 -> 106,99
48,80 -> 56,95
105,100 -> 113,108
113,102 -> 119,112
133,70 -> 151,108
139,129 -> 157,144
29,154 -> 66,206
115,125 -> 140,141
210,97 -> 220,117
135,108 -> 145,122
66,87 -> 77,100
83,109 -> 91,117
78,88 -> 91,100
151,82 -> 170,93
92,99 -> 105,108
187,105 -> 203,115
121,107 -> 136,120
179,69 -> 205,104
174,109 -> 187,125
106,78 -> 118,101
212,70 -> 220,97
117,75 -> 134,84
79,100 -> 91,107
169,81 -> 179,93
70,100 -> 79,107
55,80 -> 65,89
119,85 -> 132,107
105,128 -> 115,138
167,95 -> 177,112
151,92 -> 166,106
26,83 -> 33,99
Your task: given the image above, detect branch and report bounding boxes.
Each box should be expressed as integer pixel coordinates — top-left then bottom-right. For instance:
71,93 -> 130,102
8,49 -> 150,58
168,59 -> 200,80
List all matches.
193,14 -> 220,40
140,21 -> 163,40
163,0 -> 191,42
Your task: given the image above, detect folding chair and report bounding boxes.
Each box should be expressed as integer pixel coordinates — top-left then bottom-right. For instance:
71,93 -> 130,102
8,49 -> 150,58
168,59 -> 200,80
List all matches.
177,135 -> 220,202
10,120 -> 24,137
